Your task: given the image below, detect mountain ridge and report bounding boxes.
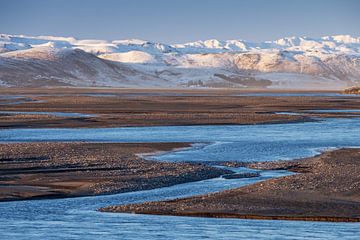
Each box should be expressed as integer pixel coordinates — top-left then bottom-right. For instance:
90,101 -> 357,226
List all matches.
0,33 -> 359,89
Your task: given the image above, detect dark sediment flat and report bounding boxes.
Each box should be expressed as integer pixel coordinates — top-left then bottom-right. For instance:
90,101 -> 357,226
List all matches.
0,142 -> 229,201
1,88 -> 360,129
100,148 -> 360,222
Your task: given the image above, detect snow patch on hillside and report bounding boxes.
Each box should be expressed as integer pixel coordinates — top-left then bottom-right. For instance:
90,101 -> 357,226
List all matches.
99,51 -> 156,64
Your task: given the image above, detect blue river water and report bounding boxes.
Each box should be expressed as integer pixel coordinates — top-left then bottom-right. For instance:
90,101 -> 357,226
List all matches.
0,117 -> 360,239
1,118 -> 360,163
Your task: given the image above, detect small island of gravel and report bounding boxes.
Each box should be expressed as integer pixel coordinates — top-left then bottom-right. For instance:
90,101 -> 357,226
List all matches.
0,142 -> 229,201
100,148 -> 360,222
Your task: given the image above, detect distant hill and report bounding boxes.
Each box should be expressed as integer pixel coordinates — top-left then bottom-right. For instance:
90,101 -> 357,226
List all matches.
343,86 -> 360,94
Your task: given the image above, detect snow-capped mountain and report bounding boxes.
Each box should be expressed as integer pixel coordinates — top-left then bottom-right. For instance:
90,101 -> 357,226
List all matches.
0,33 -> 359,89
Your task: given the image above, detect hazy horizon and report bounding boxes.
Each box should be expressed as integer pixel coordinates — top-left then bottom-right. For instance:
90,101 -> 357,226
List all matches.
2,32 -> 360,45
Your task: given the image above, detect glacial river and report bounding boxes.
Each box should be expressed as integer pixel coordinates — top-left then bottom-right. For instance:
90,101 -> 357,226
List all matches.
0,117 -> 360,239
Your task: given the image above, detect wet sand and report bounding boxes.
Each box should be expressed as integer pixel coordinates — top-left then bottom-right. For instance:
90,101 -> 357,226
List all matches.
0,142 -> 229,201
101,148 -> 360,222
1,88 -> 360,128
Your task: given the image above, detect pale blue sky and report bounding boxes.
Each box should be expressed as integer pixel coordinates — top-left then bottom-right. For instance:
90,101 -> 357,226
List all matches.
0,0 -> 359,43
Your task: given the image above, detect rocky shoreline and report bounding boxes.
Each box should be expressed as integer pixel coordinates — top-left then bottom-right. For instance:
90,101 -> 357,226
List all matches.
100,148 -> 360,222
0,142 -> 230,201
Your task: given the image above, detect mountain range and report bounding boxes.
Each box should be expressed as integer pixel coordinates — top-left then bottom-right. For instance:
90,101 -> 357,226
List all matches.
1,33 -> 359,89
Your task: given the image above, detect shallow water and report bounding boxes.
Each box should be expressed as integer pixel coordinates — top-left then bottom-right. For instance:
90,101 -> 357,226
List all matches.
0,95 -> 23,100
1,118 -> 360,239
308,109 -> 360,113
0,111 -> 94,117
0,95 -> 35,105
0,168 -> 358,240
1,118 -> 360,163
92,92 -> 359,98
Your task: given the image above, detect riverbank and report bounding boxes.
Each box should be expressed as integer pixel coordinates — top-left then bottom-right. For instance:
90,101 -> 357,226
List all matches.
0,142 -> 229,201
100,148 -> 360,222
1,88 -> 360,129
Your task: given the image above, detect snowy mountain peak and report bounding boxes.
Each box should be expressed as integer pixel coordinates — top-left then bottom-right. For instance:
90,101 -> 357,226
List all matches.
1,33 -> 359,55
0,33 -> 359,89
325,35 -> 360,44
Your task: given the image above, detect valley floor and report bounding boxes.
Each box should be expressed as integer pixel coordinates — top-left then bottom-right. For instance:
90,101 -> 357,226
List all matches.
1,88 -> 360,222
1,88 -> 360,128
